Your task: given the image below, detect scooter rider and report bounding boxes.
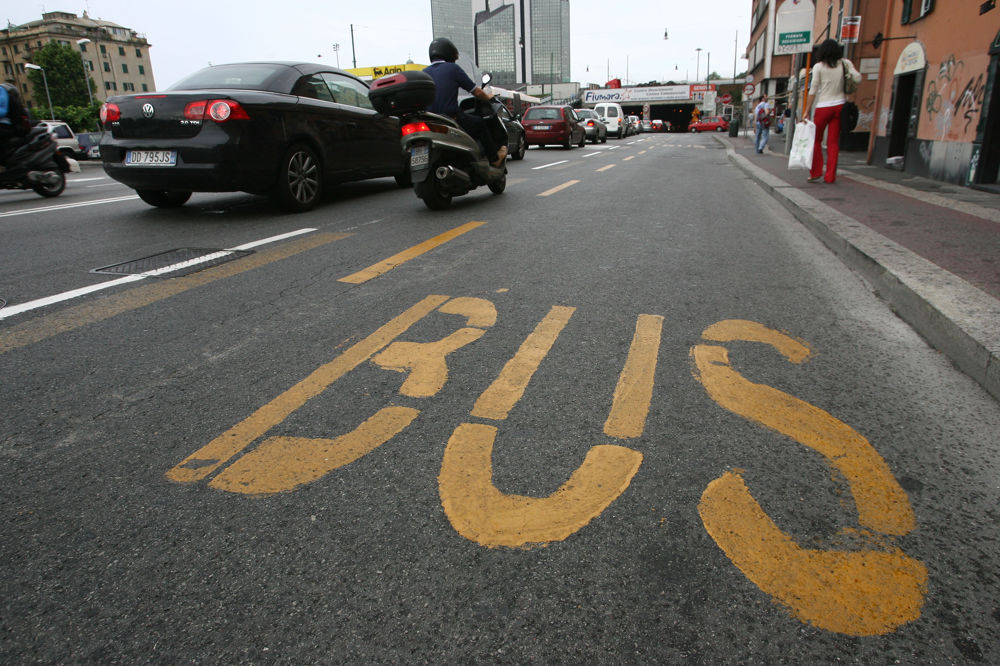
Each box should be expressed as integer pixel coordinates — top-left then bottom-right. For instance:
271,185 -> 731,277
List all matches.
423,38 -> 507,168
0,80 -> 32,166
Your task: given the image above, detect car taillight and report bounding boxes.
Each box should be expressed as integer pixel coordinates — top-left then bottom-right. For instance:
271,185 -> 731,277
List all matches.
183,99 -> 250,122
100,102 -> 121,124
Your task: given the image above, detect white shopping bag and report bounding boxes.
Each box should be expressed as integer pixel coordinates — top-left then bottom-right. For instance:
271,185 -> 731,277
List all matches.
787,120 -> 815,170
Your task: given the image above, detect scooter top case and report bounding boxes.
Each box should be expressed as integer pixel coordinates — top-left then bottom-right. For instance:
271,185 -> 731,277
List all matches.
369,71 -> 436,115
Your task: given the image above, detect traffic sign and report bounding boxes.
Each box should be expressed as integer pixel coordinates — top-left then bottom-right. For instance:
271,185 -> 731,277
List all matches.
743,83 -> 755,96
720,93 -> 733,104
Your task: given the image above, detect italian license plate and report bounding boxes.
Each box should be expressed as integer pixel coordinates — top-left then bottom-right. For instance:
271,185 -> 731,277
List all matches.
534,124 -> 551,131
125,150 -> 177,166
410,144 -> 429,169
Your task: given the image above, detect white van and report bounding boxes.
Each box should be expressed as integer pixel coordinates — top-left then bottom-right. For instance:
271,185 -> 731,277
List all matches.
593,102 -> 625,138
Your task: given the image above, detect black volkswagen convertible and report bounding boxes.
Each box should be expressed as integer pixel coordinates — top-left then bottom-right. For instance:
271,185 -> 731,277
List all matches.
100,62 -> 410,212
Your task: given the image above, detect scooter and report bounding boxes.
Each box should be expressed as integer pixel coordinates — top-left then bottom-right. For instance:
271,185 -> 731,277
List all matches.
369,71 -> 508,210
0,124 -> 69,198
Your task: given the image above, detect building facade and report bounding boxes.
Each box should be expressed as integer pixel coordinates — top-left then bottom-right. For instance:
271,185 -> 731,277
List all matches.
748,0 -> 1000,189
431,0 -> 570,87
1,11 -> 155,108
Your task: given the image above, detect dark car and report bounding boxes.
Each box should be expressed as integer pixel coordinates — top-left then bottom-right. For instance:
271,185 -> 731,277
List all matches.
521,105 -> 586,149
100,62 -> 408,212
496,104 -> 527,160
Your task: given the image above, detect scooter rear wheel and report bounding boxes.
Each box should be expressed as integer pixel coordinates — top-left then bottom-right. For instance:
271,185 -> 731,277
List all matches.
32,172 -> 65,198
414,166 -> 452,210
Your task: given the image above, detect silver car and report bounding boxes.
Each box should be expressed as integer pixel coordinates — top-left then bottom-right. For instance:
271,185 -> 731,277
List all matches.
576,109 -> 608,144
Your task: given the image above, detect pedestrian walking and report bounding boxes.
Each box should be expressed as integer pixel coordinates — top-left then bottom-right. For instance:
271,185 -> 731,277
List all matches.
807,39 -> 862,183
754,94 -> 771,153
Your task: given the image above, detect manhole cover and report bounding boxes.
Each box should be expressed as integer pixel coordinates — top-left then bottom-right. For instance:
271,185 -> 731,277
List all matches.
92,248 -> 254,278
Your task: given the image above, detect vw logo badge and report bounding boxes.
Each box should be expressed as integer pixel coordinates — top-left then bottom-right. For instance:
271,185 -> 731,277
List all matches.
142,103 -> 155,118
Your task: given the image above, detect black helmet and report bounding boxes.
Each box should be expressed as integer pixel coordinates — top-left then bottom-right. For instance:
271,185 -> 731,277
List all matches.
429,37 -> 459,63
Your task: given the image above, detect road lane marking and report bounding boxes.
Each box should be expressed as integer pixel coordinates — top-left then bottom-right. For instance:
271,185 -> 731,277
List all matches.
471,305 -> 575,420
583,151 -> 601,157
166,294 -> 451,484
0,194 -> 139,218
532,160 -> 568,170
0,229 -> 317,320
691,319 -> 925,635
438,422 -> 642,548
0,230 -> 342,355
537,180 -> 580,197
596,164 -> 616,172
338,221 -> 486,284
623,156 -> 636,161
604,314 -> 663,438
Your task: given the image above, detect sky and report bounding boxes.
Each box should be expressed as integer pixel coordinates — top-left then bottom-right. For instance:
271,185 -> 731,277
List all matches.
7,1 -> 752,89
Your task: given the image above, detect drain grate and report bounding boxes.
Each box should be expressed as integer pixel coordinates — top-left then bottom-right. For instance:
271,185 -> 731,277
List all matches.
91,247 -> 254,278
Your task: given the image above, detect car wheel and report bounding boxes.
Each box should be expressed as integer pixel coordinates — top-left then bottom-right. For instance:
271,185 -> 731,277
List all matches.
690,127 -> 698,133
136,189 -> 191,207
271,143 -> 322,212
32,171 -> 66,198
578,132 -> 586,148
563,134 -> 572,149
488,171 -> 506,194
414,162 -> 452,210
512,134 -> 526,160
601,133 -> 607,144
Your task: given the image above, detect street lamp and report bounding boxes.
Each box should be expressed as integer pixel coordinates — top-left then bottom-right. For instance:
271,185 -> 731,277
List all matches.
77,38 -> 94,106
24,63 -> 55,120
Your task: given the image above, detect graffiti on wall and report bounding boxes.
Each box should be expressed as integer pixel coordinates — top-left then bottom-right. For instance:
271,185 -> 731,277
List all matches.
856,95 -> 877,132
924,54 -> 986,142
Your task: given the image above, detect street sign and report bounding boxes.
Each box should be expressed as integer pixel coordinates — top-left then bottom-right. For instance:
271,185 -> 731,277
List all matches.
720,93 -> 733,104
841,16 -> 861,43
775,0 -> 815,55
743,83 -> 755,96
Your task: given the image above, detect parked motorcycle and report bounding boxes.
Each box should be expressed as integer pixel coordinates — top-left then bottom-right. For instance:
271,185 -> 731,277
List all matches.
369,71 -> 508,210
0,124 -> 69,198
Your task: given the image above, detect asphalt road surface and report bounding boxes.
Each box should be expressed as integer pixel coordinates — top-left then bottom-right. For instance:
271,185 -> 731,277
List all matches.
3,134 -> 1000,664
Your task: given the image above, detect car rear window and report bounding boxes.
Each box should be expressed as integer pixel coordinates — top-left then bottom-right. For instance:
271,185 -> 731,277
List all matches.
168,64 -> 288,91
524,108 -> 561,120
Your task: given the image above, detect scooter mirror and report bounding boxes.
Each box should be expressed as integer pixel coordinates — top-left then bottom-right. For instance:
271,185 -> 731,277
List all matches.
481,73 -> 492,86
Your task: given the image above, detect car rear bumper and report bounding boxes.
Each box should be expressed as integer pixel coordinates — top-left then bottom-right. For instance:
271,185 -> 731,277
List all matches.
524,129 -> 570,144
101,143 -> 274,193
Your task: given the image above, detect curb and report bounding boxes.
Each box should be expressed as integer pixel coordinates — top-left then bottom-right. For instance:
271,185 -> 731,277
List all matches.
716,135 -> 1000,402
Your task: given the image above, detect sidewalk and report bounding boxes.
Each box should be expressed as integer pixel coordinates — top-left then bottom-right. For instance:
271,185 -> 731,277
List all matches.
716,130 -> 1000,402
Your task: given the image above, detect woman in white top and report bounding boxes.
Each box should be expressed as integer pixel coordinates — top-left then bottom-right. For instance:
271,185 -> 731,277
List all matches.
807,39 -> 862,183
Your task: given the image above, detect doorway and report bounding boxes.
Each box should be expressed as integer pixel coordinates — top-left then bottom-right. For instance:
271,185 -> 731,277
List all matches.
888,72 -> 917,159
975,54 -> 1000,187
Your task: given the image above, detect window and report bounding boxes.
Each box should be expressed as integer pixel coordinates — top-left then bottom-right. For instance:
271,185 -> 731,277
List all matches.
321,73 -> 374,110
103,61 -> 111,72
138,65 -> 145,75
80,43 -> 87,52
901,0 -> 934,23
292,75 -> 336,102
135,48 -> 141,57
118,46 -> 125,56
100,44 -> 106,54
122,63 -> 128,73
141,83 -> 148,91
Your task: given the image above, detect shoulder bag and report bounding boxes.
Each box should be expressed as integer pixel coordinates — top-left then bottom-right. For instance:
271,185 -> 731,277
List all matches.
842,60 -> 858,94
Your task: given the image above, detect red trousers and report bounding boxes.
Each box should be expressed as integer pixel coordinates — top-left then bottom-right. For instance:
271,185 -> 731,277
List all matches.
810,104 -> 842,183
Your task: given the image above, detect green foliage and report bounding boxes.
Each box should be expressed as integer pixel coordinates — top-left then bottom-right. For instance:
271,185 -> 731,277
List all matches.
25,41 -> 95,108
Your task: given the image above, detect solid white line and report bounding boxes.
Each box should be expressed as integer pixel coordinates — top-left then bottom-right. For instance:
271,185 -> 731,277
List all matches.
0,228 -> 318,319
0,195 -> 139,218
69,177 -> 107,183
583,152 -> 601,157
532,160 -> 568,170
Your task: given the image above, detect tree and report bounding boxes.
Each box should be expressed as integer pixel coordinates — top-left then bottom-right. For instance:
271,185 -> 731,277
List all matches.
25,42 -> 94,108
707,71 -> 723,81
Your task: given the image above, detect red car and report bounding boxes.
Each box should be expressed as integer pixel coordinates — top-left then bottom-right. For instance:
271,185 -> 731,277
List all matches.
521,105 -> 587,149
688,116 -> 730,133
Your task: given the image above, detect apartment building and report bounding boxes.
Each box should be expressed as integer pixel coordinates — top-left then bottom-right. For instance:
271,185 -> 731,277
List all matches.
1,10 -> 156,107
